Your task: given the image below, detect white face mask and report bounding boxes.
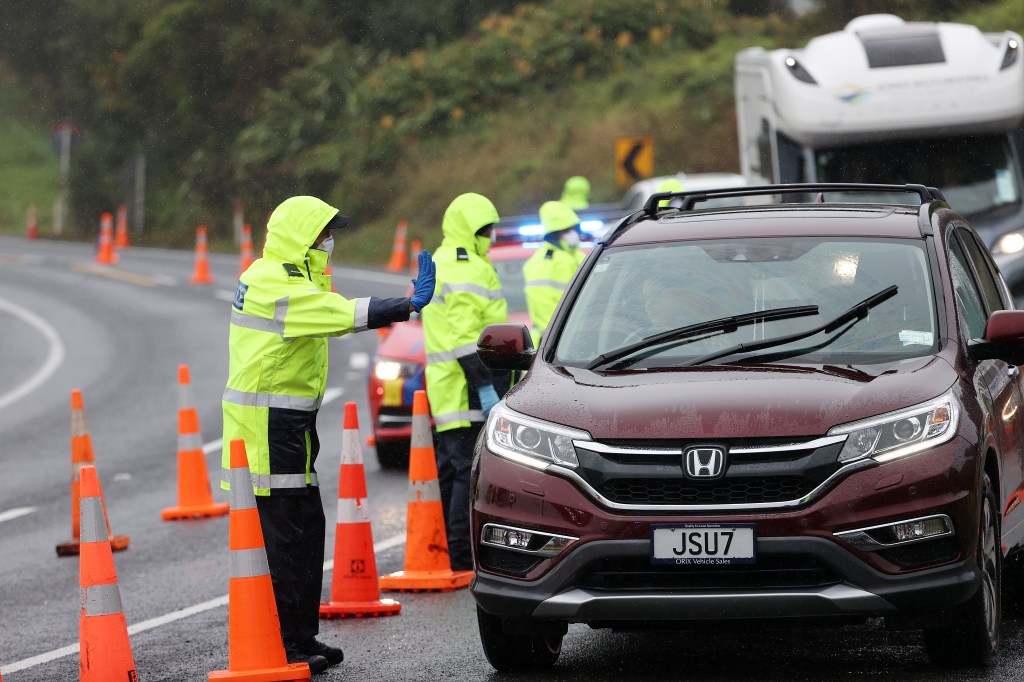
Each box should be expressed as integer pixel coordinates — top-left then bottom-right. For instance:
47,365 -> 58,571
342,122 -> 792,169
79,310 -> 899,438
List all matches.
316,235 -> 335,256
561,230 -> 581,248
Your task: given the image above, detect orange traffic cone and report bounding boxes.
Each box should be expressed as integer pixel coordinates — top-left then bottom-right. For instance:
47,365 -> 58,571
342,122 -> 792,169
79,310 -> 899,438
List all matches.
238,223 -> 255,277
57,390 -> 130,556
95,212 -> 119,265
324,261 -> 337,292
209,440 -> 310,681
79,465 -> 137,682
162,365 -> 230,521
379,390 -> 473,592
409,239 -> 423,276
114,203 -> 130,249
385,220 -> 408,272
190,224 -> 215,285
26,204 -> 38,240
320,403 -> 401,618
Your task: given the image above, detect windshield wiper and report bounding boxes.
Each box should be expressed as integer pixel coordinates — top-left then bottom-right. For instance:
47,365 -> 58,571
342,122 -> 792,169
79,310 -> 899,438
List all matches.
678,285 -> 898,368
586,305 -> 819,371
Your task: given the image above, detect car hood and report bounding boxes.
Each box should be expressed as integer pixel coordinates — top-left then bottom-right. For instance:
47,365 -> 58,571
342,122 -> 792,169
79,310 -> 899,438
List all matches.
506,357 -> 958,440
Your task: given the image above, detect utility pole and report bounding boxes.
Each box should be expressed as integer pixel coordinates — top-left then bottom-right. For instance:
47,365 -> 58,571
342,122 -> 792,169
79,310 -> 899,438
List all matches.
133,150 -> 146,235
54,124 -> 73,236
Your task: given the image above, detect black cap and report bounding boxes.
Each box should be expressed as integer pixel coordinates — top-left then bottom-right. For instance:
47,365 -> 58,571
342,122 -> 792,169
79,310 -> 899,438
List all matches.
325,213 -> 350,230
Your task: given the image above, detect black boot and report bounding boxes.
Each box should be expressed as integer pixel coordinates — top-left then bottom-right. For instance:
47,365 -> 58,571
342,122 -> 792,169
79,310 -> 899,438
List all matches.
302,639 -> 344,667
286,649 -> 330,675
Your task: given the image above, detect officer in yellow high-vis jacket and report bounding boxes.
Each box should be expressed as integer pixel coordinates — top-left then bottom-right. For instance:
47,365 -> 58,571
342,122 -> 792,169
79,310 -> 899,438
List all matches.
522,201 -> 587,345
422,193 -> 510,570
222,195 -> 435,674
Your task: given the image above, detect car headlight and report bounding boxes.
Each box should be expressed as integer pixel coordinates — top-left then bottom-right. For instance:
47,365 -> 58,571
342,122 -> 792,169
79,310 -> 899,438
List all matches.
996,231 -> 1024,255
486,403 -> 591,469
373,359 -> 419,381
829,390 -> 958,463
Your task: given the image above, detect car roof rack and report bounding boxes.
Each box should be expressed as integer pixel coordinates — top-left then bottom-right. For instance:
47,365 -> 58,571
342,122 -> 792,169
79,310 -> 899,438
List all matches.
642,183 -> 946,216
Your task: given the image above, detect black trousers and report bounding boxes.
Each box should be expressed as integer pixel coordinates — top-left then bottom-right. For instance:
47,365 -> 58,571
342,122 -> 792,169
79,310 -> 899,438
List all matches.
433,422 -> 483,570
255,488 -> 326,649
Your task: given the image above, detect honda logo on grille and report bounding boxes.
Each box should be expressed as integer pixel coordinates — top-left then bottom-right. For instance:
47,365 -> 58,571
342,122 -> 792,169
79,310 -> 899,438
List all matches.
684,447 -> 726,479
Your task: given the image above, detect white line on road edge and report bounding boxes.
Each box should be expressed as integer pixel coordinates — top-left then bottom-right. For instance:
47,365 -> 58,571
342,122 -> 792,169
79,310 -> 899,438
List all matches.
0,532 -> 406,675
213,289 -> 235,302
0,507 -> 36,523
0,295 -> 66,411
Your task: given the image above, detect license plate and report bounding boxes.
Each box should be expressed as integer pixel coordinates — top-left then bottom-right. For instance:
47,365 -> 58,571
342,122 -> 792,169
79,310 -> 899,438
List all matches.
651,524 -> 756,565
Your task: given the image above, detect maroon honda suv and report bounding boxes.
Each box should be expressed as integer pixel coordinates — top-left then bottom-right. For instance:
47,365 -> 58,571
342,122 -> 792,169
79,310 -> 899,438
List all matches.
470,184 -> 1024,671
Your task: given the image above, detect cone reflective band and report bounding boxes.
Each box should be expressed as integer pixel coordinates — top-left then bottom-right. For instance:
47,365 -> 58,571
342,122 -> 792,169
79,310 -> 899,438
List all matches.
209,439 -> 310,681
379,391 -> 473,591
320,403 -> 401,618
190,225 -> 215,285
163,365 -> 229,520
58,390 -> 129,556
95,212 -> 119,265
78,466 -> 137,682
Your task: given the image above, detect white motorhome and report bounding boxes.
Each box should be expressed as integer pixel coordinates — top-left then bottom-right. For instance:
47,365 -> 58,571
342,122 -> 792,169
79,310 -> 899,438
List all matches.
735,14 -> 1024,287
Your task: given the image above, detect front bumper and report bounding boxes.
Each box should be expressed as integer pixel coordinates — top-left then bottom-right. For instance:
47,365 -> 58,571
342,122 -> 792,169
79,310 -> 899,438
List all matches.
470,435 -> 981,626
472,537 -> 980,623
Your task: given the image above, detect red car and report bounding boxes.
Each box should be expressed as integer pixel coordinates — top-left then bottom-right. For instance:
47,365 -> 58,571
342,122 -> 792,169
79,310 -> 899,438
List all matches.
472,183 -> 1024,671
368,229 -> 592,468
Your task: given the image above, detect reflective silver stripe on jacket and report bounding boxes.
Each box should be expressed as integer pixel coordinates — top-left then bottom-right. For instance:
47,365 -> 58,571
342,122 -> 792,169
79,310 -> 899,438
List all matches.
410,415 -> 433,448
426,342 -> 479,365
409,479 -> 442,503
353,297 -> 370,332
80,498 -> 109,543
222,389 -> 318,412
432,409 -> 485,426
81,583 -> 123,617
222,471 -> 319,491
435,281 -> 504,304
525,279 -> 567,290
336,499 -> 370,525
178,431 -> 203,453
230,547 -> 271,578
229,468 -> 258,509
230,297 -> 289,339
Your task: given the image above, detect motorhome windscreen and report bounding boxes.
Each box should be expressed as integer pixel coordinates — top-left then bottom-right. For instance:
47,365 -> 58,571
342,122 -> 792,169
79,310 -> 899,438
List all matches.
814,134 -> 1021,217
555,238 -> 937,368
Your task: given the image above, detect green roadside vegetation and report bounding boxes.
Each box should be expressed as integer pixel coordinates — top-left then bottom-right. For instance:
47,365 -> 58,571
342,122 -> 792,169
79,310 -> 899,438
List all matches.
0,83 -> 59,236
0,0 -> 1021,265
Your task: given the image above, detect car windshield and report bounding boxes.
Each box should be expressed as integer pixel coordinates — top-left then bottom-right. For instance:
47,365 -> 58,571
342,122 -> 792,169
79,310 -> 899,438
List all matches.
555,237 -> 937,368
814,134 -> 1022,218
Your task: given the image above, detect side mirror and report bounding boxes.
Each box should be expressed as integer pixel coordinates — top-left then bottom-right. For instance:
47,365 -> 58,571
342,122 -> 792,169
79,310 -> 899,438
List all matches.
477,323 -> 535,371
968,310 -> 1024,365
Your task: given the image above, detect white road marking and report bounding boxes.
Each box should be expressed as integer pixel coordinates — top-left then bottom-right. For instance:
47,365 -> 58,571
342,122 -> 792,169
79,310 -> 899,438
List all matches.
0,507 -> 36,523
349,352 -> 370,369
0,295 -> 66,411
113,473 -> 132,482
0,532 -> 406,674
153,274 -> 178,286
213,289 -> 235,302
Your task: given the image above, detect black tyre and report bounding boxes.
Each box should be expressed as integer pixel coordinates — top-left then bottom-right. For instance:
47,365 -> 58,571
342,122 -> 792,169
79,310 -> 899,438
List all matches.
477,606 -> 562,672
923,472 -> 1000,666
374,439 -> 409,470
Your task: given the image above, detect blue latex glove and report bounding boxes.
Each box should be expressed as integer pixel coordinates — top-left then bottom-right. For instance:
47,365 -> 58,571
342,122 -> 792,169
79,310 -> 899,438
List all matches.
478,385 -> 499,418
410,251 -> 436,312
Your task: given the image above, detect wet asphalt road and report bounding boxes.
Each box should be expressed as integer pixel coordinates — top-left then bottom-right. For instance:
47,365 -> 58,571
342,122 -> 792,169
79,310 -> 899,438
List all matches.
1,234 -> 1024,681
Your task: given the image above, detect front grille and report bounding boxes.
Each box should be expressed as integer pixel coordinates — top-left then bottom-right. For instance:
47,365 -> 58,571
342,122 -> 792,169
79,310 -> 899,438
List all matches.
574,438 -> 845,507
577,555 -> 840,591
601,477 -> 810,505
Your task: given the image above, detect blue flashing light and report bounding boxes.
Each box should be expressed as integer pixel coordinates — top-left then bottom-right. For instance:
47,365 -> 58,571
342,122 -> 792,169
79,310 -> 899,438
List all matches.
580,220 -> 604,234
